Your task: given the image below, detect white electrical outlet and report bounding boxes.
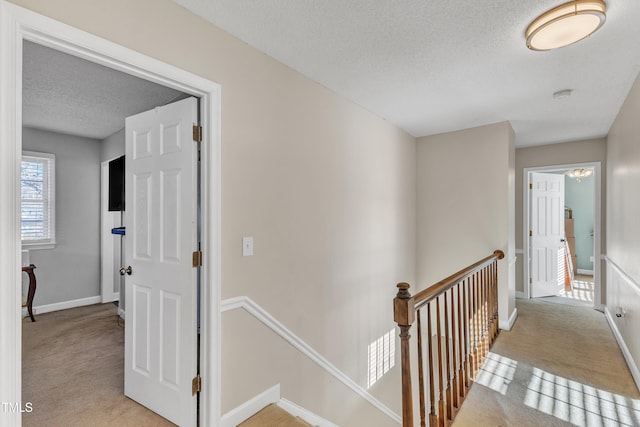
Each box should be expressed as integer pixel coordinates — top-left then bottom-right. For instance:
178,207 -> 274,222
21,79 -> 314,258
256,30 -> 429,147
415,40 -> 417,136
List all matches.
242,236 -> 254,256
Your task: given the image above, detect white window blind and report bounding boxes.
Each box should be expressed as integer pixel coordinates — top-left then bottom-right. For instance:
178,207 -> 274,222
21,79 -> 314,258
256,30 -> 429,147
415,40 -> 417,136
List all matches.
21,151 -> 55,248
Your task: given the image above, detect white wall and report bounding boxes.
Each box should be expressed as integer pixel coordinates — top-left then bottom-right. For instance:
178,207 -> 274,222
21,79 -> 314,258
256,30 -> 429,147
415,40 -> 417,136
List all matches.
22,127 -> 101,306
416,121 -> 516,329
8,1 -> 417,425
606,72 -> 640,388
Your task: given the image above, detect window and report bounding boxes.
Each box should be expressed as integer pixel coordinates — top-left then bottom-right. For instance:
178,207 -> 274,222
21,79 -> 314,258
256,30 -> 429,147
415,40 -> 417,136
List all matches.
21,151 -> 55,248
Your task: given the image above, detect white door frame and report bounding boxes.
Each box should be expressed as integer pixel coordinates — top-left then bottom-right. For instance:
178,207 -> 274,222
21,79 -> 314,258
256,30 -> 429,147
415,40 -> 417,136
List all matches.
100,157 -> 122,306
0,3 -> 222,426
523,162 -> 602,309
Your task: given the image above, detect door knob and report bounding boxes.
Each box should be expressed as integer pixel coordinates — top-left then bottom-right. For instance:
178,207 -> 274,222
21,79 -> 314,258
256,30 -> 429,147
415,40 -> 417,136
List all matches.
560,238 -> 566,242
119,266 -> 132,276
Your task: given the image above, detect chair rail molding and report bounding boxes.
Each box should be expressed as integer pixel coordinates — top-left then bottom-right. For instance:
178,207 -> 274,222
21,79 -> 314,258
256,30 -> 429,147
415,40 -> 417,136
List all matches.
220,296 -> 401,425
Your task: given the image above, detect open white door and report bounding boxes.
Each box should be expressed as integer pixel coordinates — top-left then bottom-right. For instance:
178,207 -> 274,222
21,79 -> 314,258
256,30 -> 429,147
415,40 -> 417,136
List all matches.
530,172 -> 565,298
123,97 -> 199,426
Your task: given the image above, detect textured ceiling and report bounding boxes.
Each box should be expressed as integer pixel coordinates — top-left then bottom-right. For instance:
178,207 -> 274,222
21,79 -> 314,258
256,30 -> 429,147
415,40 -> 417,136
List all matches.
23,41 -> 186,140
171,0 -> 640,147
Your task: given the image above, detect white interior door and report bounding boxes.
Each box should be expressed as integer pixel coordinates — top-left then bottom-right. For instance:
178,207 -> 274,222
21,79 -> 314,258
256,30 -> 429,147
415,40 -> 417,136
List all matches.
124,97 -> 199,426
530,172 -> 565,298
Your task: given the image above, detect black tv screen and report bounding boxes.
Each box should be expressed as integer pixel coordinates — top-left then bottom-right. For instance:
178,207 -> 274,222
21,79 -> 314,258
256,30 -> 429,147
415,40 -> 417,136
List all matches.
108,155 -> 125,211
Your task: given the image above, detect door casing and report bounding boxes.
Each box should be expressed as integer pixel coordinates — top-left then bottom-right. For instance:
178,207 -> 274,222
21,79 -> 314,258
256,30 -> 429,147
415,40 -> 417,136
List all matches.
523,162 -> 602,309
0,2 -> 222,426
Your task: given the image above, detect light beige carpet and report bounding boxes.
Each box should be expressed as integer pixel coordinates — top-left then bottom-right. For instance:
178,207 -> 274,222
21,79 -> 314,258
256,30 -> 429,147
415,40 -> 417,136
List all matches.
453,299 -> 640,426
239,404 -> 314,427
22,303 -> 175,427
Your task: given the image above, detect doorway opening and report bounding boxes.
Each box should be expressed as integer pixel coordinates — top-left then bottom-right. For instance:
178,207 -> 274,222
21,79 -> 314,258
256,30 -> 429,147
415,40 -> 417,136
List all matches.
0,3 -> 221,426
523,162 -> 602,310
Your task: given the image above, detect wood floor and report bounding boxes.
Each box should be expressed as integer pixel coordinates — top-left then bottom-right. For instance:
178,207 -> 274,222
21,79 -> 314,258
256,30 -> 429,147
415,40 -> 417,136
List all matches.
21,303 -> 175,427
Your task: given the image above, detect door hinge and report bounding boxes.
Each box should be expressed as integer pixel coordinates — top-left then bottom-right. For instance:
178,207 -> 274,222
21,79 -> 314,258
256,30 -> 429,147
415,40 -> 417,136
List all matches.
192,375 -> 202,396
192,250 -> 203,268
529,183 -> 533,190
529,230 -> 533,237
192,125 -> 203,142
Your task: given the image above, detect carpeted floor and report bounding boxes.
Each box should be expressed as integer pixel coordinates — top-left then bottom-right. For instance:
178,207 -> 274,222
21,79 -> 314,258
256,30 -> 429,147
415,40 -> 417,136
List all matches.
239,404 -> 314,427
23,298 -> 640,426
22,303 -> 175,427
453,299 -> 640,426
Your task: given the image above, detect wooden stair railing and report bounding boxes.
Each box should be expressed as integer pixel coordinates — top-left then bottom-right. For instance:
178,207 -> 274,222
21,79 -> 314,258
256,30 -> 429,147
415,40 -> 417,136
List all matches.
394,250 -> 505,427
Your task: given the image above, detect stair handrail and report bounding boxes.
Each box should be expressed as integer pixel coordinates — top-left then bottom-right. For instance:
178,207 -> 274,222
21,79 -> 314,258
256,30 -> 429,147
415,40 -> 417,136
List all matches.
393,249 -> 504,427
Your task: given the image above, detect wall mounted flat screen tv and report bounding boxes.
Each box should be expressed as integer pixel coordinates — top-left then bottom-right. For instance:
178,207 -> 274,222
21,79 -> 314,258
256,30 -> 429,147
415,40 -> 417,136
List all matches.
108,155 -> 125,211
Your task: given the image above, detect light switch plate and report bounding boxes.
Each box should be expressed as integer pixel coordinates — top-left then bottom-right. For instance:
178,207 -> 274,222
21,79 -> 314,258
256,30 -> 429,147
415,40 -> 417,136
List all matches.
242,236 -> 254,257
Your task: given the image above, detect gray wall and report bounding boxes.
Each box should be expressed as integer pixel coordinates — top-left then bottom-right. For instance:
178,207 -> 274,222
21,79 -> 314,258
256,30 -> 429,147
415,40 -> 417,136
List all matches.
23,127 -> 101,306
101,127 -> 124,162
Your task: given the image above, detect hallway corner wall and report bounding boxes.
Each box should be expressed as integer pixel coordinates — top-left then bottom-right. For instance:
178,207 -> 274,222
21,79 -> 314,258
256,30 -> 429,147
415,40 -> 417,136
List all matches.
606,71 -> 640,390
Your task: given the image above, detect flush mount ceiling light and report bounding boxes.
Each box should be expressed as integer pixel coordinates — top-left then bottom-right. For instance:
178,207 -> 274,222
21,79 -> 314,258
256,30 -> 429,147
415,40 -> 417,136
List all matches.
566,168 -> 593,180
526,0 -> 607,51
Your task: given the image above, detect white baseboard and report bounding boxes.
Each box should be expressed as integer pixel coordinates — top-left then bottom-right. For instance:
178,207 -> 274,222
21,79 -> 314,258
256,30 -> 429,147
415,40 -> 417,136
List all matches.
118,307 -> 125,319
23,295 -> 102,317
577,269 -> 594,275
221,296 -> 401,424
516,291 -> 526,299
499,308 -> 518,331
220,384 -> 281,427
279,398 -> 339,427
604,307 -> 640,392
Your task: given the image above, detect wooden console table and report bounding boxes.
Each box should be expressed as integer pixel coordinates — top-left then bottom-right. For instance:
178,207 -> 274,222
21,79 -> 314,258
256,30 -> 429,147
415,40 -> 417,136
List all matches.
22,264 -> 37,322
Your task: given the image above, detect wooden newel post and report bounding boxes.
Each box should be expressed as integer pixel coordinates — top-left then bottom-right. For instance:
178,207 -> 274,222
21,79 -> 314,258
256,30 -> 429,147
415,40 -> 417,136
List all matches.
394,282 -> 415,427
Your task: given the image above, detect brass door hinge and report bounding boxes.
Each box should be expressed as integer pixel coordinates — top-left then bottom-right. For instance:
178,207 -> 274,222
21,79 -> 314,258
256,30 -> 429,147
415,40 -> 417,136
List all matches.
529,230 -> 533,237
193,125 -> 203,142
192,375 -> 201,396
529,183 -> 533,190
192,251 -> 203,268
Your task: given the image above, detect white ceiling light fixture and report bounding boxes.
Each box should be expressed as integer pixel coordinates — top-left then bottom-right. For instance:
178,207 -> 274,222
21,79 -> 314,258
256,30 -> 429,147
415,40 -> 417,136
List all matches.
566,168 -> 593,181
526,0 -> 607,51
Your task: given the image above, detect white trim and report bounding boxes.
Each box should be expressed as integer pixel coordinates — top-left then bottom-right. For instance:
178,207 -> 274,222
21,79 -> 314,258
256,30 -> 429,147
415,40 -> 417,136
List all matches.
515,248 -> 524,255
604,307 -> 640,392
220,384 -> 340,427
523,162 -> 602,306
221,296 -> 402,425
516,291 -> 526,299
0,3 -> 222,426
278,398 -> 340,427
577,269 -> 594,276
100,158 -> 120,304
22,295 -> 102,317
499,307 -> 518,331
0,4 -> 23,425
220,384 -> 281,427
605,256 -> 640,295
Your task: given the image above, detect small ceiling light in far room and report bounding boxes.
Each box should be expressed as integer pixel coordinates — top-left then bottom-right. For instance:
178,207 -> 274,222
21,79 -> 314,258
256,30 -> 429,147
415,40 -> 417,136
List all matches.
526,0 -> 607,51
566,167 -> 593,181
553,89 -> 573,100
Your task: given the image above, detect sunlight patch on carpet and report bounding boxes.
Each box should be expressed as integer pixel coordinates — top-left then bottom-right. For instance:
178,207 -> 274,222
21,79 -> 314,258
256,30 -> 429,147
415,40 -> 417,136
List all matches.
475,352 -> 517,395
524,367 -> 640,426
